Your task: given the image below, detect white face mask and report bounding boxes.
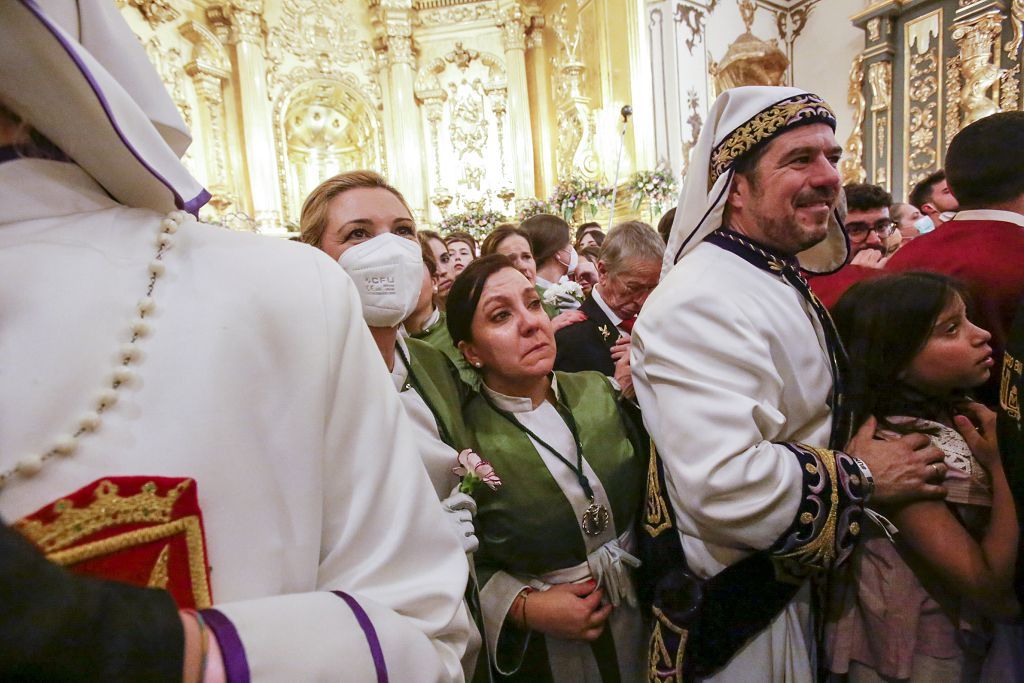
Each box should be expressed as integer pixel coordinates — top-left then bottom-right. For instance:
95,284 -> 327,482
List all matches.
914,215 -> 935,234
557,246 -> 578,276
939,211 -> 957,223
338,233 -> 424,328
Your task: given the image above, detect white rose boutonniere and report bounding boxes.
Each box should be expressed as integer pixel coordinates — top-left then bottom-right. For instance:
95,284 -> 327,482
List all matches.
542,277 -> 585,310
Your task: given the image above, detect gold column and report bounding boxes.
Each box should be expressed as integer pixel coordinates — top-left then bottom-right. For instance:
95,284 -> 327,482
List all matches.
373,0 -> 428,218
497,2 -> 538,200
525,26 -> 555,196
180,21 -> 235,212
209,1 -> 282,232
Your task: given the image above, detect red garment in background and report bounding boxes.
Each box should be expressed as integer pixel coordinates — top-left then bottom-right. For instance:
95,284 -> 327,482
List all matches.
885,213 -> 1024,406
807,264 -> 882,310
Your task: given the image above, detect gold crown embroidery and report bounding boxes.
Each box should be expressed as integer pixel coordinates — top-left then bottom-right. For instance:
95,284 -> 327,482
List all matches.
16,479 -> 191,553
709,94 -> 836,188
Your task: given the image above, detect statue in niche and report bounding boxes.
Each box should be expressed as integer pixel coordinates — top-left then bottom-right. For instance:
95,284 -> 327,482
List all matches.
447,79 -> 489,160
954,18 -> 1002,126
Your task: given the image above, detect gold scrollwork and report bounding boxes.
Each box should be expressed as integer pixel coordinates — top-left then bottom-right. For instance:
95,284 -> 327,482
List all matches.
1008,0 -> 1024,61
867,60 -> 892,189
551,3 -> 600,180
903,10 -> 942,193
267,0 -> 372,81
839,53 -> 867,185
679,89 -> 702,181
122,0 -> 180,27
674,3 -> 706,55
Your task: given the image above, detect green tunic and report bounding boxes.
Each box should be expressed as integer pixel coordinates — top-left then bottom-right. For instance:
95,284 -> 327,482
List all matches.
465,371 -> 647,682
411,309 -> 482,390
403,336 -> 473,451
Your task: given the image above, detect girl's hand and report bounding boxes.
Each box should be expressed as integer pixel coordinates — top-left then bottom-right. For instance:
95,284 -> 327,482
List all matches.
954,402 -> 1000,469
551,310 -> 587,332
525,581 -> 612,641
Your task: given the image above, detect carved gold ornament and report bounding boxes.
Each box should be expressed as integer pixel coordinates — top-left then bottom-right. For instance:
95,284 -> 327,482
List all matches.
712,0 -> 788,96
839,53 -> 867,185
952,12 -> 1004,127
904,10 -> 942,192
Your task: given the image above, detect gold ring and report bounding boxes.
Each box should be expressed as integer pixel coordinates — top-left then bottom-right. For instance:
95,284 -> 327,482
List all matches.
930,463 -> 940,476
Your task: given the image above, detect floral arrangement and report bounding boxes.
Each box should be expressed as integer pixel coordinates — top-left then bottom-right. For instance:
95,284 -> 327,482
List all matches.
549,175 -> 613,222
542,278 -> 585,309
452,449 -> 502,495
440,210 -> 508,241
627,167 -> 678,217
516,197 -> 555,222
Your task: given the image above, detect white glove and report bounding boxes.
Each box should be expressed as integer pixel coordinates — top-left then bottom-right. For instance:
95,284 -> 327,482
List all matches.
442,486 -> 479,554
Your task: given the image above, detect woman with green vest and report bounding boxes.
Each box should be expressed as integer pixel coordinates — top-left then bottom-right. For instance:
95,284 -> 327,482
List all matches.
447,254 -> 647,682
409,235 -> 480,389
300,170 -> 482,679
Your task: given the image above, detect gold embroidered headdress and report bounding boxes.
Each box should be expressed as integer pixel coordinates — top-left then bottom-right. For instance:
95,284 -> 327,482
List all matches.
663,87 -> 848,277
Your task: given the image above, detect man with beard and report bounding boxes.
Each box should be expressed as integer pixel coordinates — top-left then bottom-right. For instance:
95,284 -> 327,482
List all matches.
909,169 -> 960,231
807,182 -> 893,308
632,87 -> 946,682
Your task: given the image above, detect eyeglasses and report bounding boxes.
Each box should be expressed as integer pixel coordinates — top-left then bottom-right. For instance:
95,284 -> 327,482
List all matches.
846,219 -> 896,242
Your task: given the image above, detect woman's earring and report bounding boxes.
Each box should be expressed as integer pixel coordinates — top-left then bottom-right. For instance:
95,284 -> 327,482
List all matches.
474,361 -> 483,368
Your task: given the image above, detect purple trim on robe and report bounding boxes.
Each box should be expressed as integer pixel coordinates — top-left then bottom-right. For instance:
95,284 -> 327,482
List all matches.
18,0 -> 210,215
332,591 -> 389,683
200,608 -> 251,683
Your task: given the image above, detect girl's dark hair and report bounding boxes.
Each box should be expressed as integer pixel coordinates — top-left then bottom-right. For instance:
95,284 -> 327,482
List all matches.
520,213 -> 570,266
446,254 -> 516,346
480,225 -> 531,257
417,234 -> 436,277
832,271 -> 970,428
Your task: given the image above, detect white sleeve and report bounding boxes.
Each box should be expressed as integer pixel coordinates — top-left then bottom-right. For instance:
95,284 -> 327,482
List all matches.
631,292 -> 803,553
207,256 -> 471,682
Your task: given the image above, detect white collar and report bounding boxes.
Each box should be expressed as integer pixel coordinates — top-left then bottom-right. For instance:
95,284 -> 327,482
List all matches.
391,335 -> 411,393
482,374 -> 559,414
535,275 -> 555,289
590,286 -> 623,327
0,159 -> 119,227
422,306 -> 441,330
951,209 -> 1024,228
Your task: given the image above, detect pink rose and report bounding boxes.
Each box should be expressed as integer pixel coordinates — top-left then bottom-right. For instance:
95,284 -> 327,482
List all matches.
452,448 -> 502,494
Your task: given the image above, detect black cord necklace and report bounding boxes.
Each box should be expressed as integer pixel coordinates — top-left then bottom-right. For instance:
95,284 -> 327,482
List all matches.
482,381 -> 609,536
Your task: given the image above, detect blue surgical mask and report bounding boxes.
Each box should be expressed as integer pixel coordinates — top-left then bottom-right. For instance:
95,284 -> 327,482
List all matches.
914,215 -> 935,234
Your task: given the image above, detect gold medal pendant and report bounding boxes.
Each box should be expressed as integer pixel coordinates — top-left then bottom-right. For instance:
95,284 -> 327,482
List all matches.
582,503 -> 610,536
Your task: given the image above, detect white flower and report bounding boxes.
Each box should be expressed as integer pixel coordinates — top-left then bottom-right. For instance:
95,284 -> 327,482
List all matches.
542,279 -> 585,307
453,449 -> 502,494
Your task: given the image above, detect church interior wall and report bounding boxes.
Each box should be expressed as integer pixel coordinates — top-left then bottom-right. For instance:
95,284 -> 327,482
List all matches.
114,0 -> 1019,234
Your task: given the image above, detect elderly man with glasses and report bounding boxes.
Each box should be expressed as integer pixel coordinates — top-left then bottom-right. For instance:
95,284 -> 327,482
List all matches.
807,182 -> 895,308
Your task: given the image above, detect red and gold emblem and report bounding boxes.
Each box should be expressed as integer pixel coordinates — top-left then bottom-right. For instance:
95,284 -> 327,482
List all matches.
15,476 -> 212,609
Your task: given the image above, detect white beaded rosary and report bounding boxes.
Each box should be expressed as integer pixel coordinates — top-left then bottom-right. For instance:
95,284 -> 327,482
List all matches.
0,209 -> 192,491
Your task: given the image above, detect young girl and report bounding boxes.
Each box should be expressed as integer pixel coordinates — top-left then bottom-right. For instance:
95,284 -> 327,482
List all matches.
827,272 -> 1019,682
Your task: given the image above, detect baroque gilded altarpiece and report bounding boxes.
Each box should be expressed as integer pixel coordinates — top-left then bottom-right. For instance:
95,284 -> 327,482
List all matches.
845,0 -> 1024,200
116,0 -> 656,234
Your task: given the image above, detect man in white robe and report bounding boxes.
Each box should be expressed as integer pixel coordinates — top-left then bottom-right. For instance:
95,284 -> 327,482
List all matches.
632,87 -> 948,682
0,1 -> 470,679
